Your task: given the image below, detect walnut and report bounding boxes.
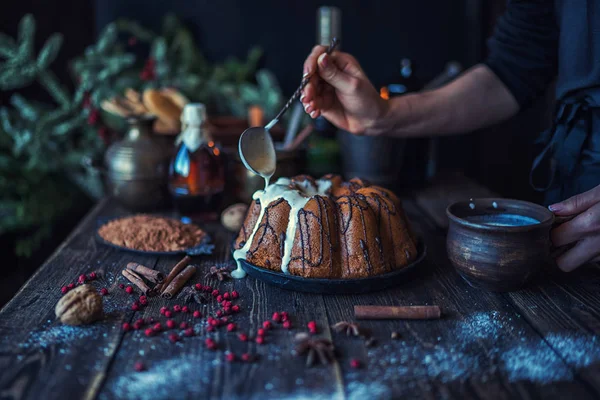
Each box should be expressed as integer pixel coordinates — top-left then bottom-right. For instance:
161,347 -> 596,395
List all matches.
221,203 -> 248,232
55,284 -> 103,325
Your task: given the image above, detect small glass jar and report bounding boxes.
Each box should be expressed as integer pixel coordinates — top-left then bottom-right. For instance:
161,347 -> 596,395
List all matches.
168,104 -> 225,220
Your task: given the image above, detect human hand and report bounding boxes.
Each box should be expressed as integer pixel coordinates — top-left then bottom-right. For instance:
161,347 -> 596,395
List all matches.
549,184 -> 600,271
300,45 -> 388,135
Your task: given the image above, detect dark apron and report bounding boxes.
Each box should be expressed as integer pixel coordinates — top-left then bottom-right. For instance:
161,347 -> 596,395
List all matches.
530,88 -> 600,206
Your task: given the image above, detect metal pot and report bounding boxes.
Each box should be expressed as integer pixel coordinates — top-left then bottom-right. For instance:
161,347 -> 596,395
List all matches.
338,130 -> 406,189
104,115 -> 172,211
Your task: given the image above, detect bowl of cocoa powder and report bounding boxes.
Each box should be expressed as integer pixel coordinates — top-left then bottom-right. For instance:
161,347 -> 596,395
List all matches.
96,214 -> 214,255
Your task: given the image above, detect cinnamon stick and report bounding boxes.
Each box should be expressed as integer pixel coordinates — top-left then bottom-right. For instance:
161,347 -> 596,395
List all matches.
122,269 -> 153,296
161,265 -> 196,299
354,305 -> 441,320
156,255 -> 192,293
126,262 -> 164,284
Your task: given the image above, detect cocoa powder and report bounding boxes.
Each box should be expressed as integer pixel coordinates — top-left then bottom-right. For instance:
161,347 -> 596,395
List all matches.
98,215 -> 205,252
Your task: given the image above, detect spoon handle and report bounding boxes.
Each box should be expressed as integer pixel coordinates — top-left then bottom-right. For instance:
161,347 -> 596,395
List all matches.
265,37 -> 340,130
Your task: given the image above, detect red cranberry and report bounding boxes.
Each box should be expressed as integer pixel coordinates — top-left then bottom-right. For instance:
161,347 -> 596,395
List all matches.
272,312 -> 281,322
125,286 -> 133,294
61,286 -> 68,294
225,352 -> 236,362
223,292 -> 230,300
255,336 -> 265,345
122,323 -> 131,332
216,295 -> 223,303
350,359 -> 362,369
227,323 -> 236,332
257,328 -> 266,337
133,322 -> 142,330
119,283 -> 125,289
139,297 -> 148,306
220,317 -> 229,324
88,272 -> 97,280
232,305 -> 240,313
283,321 -> 292,329
224,301 -> 233,308
241,353 -> 252,362
231,291 -> 239,299
181,306 -> 189,313
100,288 -> 109,296
193,311 -> 202,318
134,361 -> 145,372
168,333 -> 179,343
205,338 -> 217,350
144,328 -> 154,337
78,274 -> 87,284
204,285 -> 212,292
212,290 -> 219,297
160,307 -> 168,315
67,283 -> 75,290
195,283 -> 203,291
131,302 -> 140,311
209,319 -> 219,327
164,311 -> 172,318
153,323 -> 162,332
262,321 -> 272,330
216,310 -> 223,318
135,318 -> 145,326
184,328 -> 194,337
87,109 -> 100,125
238,333 -> 248,342
223,306 -> 231,315
307,321 -> 317,333
207,325 -> 215,332
166,319 -> 176,329
180,322 -> 189,329
173,305 -> 182,312
281,311 -> 289,322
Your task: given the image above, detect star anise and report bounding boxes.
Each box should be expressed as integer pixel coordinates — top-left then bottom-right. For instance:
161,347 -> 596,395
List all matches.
331,321 -> 362,337
294,332 -> 336,367
206,266 -> 232,281
177,286 -> 209,304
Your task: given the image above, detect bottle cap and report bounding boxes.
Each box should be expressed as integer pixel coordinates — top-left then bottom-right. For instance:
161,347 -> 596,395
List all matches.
181,103 -> 207,125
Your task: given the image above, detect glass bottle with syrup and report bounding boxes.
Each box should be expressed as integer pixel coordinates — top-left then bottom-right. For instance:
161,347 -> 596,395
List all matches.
168,103 -> 225,220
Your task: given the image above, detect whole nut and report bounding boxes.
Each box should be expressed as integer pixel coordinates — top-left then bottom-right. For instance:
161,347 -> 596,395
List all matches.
55,284 -> 103,325
221,203 -> 248,232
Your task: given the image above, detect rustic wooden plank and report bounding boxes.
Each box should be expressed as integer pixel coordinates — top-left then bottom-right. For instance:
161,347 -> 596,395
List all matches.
0,199 -> 155,400
319,201 -> 594,399
507,269 -> 600,395
97,224 -> 343,400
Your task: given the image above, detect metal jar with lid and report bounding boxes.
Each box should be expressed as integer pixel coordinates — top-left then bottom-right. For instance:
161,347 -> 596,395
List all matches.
104,115 -> 171,210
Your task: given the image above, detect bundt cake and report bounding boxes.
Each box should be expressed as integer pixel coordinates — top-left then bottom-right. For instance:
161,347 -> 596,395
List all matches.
232,174 -> 418,279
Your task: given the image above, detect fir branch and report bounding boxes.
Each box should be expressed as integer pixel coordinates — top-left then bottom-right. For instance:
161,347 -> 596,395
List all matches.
115,19 -> 157,42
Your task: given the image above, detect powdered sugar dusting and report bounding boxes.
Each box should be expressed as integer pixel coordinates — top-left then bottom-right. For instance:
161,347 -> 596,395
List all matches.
18,324 -> 106,350
346,310 -> 599,398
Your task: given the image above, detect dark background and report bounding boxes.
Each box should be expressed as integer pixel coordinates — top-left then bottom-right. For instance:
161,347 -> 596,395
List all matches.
0,0 -> 554,305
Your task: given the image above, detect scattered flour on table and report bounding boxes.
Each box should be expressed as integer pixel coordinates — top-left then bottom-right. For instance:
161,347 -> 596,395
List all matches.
18,324 -> 105,350
105,357 -> 333,400
347,309 -> 599,397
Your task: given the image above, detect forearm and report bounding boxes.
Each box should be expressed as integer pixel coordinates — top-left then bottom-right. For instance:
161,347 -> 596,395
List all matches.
367,65 -> 520,137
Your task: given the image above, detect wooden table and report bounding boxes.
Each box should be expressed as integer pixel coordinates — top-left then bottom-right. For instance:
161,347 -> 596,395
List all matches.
2,176 -> 600,400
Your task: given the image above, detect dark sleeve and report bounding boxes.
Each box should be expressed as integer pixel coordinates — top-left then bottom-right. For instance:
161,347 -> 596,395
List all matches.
483,0 -> 559,108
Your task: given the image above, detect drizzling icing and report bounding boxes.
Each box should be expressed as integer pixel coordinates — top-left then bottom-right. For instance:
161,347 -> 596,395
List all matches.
232,177 -> 332,278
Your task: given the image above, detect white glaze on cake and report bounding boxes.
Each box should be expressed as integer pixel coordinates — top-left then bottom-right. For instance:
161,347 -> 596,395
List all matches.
232,177 -> 332,279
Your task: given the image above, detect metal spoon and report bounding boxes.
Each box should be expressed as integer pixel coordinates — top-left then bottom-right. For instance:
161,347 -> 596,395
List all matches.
238,37 -> 340,188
